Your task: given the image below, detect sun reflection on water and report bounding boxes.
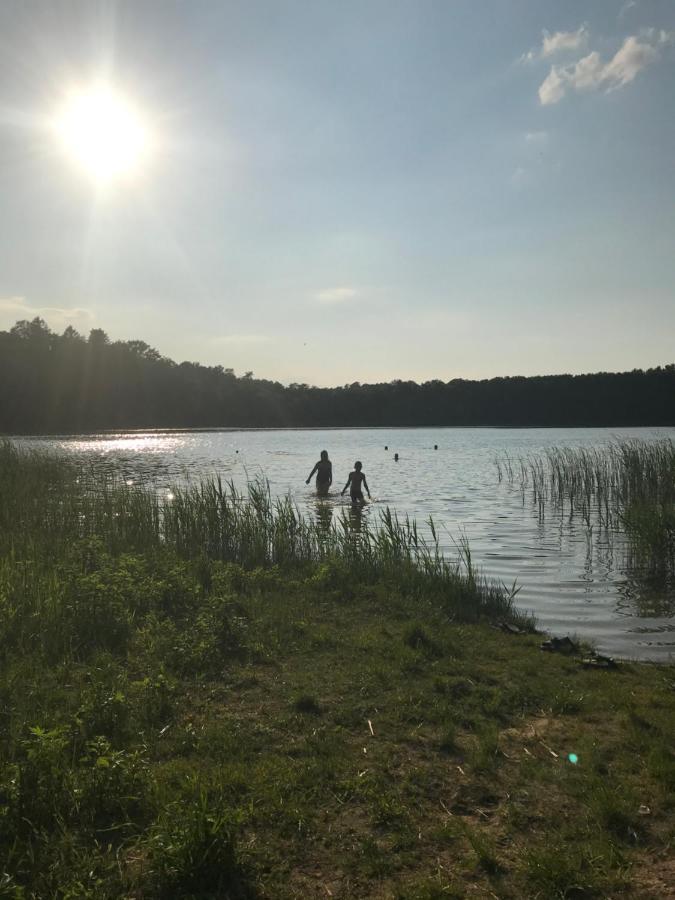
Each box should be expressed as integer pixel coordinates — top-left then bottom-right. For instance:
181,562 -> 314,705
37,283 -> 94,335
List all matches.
65,433 -> 185,455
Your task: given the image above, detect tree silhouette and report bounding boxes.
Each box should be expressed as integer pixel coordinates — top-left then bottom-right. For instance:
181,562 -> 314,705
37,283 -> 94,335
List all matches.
0,317 -> 673,433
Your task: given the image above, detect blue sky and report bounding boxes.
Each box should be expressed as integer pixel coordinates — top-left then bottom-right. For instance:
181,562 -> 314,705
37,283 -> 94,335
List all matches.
0,0 -> 673,385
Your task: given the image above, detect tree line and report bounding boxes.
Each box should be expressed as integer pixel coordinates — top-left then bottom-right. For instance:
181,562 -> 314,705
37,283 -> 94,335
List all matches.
1,317 -> 673,433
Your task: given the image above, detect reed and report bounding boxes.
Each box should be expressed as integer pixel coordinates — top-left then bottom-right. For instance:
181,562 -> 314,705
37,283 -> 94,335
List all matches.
0,441 -> 514,623
495,439 -> 675,577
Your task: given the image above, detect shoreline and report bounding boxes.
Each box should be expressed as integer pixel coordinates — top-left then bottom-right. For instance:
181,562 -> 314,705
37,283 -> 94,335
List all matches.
7,422 -> 675,438
1,442 -> 674,896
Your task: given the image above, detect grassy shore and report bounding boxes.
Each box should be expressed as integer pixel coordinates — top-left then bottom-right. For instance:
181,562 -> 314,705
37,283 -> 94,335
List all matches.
1,443 -> 674,899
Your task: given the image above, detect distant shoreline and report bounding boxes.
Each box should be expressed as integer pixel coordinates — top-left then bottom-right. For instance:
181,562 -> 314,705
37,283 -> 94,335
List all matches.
5,422 -> 675,440
2,320 -> 673,434
6,423 -> 675,439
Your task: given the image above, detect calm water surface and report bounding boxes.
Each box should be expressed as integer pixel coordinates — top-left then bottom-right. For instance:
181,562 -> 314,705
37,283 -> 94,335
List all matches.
16,427 -> 675,662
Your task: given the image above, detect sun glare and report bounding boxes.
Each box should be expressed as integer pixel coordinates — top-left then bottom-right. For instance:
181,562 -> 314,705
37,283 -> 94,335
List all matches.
53,86 -> 150,182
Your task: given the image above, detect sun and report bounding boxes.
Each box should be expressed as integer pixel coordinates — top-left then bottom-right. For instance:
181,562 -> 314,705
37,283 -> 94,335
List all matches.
53,86 -> 151,182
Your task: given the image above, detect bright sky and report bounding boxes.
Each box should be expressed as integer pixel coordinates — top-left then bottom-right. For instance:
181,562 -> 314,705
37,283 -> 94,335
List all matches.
0,0 -> 674,386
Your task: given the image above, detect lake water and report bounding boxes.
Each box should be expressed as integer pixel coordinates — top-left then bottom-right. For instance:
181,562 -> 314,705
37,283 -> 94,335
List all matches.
15,426 -> 675,662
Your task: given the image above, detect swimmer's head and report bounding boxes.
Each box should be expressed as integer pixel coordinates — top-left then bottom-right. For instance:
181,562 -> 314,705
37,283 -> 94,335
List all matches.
320,450 -> 328,460
354,461 -> 362,470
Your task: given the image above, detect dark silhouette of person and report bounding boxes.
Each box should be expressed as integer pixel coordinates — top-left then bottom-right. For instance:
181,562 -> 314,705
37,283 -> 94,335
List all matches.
341,460 -> 371,504
306,450 -> 332,494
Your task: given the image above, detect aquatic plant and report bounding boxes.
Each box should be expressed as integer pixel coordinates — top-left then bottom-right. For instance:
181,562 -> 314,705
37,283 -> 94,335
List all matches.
0,440 -> 514,623
495,439 -> 675,580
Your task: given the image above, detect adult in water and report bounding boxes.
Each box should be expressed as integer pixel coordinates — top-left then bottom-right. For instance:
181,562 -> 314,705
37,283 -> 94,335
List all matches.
306,450 -> 332,494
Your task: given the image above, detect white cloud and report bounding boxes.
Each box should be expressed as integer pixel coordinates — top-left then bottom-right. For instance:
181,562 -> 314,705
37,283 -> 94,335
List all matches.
602,35 -> 660,87
314,287 -> 358,304
542,25 -> 589,58
524,130 -> 549,145
538,67 -> 567,105
0,296 -> 93,330
640,26 -> 674,47
521,25 -> 588,63
619,1 -> 638,21
538,31 -> 671,105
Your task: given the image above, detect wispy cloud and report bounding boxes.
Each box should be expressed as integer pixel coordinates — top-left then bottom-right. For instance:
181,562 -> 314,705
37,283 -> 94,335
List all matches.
521,25 -> 588,63
314,287 -> 358,304
524,130 -> 549,146
538,30 -> 672,105
541,25 -> 589,58
0,296 -> 93,330
619,0 -> 638,21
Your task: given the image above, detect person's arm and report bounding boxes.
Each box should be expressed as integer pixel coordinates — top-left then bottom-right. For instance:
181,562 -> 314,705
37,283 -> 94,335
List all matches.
341,473 -> 352,495
328,462 -> 333,486
305,463 -> 318,485
363,476 -> 371,497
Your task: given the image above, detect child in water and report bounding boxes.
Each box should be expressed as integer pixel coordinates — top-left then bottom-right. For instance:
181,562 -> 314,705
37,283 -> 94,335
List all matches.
306,450 -> 332,493
341,461 -> 371,504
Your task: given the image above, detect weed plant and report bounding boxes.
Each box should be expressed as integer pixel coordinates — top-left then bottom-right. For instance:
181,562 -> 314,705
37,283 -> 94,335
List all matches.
496,438 -> 675,584
0,440 -> 514,623
2,441 -> 674,897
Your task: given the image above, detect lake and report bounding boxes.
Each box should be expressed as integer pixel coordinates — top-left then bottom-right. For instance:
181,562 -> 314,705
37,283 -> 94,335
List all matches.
15,426 -> 675,662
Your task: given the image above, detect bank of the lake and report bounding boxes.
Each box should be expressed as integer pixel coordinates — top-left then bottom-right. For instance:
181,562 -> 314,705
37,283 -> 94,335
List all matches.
1,443 -> 674,898
15,425 -> 675,661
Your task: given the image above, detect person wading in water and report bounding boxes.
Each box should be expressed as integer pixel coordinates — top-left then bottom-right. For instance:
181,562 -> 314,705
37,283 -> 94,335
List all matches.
306,450 -> 332,495
341,460 -> 371,505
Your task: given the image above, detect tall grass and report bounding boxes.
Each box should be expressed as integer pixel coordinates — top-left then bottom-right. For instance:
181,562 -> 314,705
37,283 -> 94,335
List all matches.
495,439 -> 675,578
0,441 -> 514,622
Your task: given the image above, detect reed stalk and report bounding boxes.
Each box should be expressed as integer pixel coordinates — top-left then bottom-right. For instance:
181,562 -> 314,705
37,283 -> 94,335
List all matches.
0,441 -> 514,623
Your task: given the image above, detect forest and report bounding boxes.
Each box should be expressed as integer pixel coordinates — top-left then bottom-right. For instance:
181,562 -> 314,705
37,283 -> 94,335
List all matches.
1,317 -> 673,432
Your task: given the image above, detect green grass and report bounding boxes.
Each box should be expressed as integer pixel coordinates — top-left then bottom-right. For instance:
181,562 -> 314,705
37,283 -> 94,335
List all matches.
0,440 -> 515,625
0,442 -> 674,897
